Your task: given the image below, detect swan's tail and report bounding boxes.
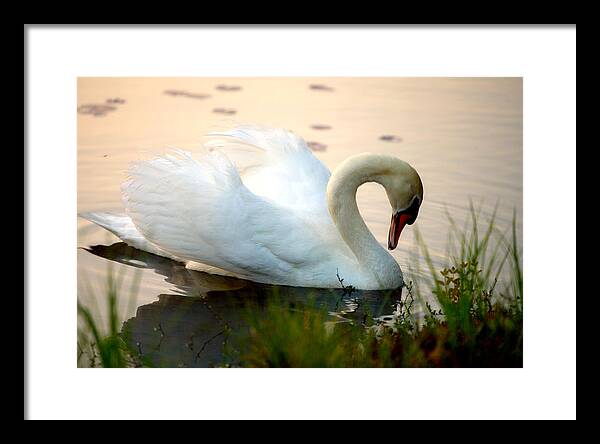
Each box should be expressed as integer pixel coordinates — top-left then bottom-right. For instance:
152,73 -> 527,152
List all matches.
78,212 -> 180,260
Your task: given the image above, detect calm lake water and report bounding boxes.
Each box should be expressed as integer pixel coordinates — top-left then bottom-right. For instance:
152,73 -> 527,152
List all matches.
77,77 -> 522,367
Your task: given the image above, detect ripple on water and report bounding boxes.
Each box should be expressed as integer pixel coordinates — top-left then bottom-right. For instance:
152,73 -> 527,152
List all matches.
106,98 -> 126,104
379,135 -> 403,143
77,104 -> 117,117
309,84 -> 335,92
216,84 -> 242,91
163,89 -> 211,100
307,141 -> 327,152
213,107 -> 237,115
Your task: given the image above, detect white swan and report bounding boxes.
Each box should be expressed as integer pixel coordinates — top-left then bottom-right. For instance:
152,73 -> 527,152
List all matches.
80,126 -> 423,290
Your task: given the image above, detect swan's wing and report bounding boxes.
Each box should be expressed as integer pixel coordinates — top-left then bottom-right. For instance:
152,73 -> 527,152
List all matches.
121,150 -> 334,283
79,212 -> 181,261
205,125 -> 331,213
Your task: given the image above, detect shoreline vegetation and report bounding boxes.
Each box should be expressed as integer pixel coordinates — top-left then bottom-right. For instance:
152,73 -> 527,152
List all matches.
77,204 -> 522,368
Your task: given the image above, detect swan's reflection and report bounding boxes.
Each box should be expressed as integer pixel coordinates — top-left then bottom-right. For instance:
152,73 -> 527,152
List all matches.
85,242 -> 403,367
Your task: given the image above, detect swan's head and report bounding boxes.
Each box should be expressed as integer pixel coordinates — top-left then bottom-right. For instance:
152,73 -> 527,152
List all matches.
375,156 -> 423,250
328,153 -> 423,250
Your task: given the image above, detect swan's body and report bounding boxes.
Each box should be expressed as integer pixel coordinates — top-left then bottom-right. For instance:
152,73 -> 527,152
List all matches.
81,126 -> 423,290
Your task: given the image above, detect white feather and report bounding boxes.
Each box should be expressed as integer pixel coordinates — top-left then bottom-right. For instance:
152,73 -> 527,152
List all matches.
117,132 -> 352,286
78,212 -> 180,261
205,125 -> 331,212
80,125 -> 420,289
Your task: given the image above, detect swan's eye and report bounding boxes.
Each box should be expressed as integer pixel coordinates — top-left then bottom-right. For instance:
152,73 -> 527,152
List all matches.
403,196 -> 421,225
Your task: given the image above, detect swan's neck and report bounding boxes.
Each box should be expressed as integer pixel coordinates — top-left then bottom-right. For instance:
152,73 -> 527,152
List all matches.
327,154 -> 401,288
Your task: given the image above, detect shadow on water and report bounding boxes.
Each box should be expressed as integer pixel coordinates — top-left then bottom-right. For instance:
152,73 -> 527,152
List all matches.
83,242 -> 404,367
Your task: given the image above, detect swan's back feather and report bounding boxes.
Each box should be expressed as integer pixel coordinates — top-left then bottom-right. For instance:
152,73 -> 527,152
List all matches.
205,126 -> 331,211
121,147 -> 341,284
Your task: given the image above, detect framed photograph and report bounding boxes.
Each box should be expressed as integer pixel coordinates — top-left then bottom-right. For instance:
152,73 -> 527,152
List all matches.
25,25 -> 576,420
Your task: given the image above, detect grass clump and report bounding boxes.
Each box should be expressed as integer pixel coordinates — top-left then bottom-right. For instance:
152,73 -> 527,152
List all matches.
231,277 -> 521,368
77,265 -> 146,368
231,203 -> 523,367
233,296 -> 365,367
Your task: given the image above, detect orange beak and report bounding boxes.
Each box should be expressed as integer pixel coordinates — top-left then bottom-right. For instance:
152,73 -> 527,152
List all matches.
388,212 -> 412,250
388,198 -> 421,250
